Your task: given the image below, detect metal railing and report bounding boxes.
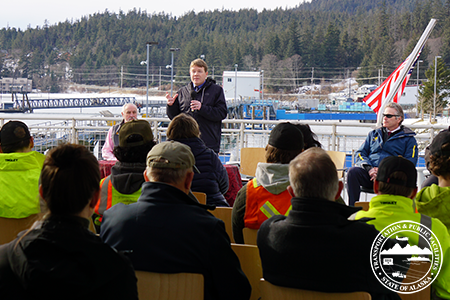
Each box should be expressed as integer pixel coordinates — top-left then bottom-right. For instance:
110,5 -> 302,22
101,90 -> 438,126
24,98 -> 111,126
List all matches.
0,115 -> 447,161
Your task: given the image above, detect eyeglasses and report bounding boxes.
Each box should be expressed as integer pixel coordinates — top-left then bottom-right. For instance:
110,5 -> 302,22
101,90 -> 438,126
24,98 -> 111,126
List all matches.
383,114 -> 400,118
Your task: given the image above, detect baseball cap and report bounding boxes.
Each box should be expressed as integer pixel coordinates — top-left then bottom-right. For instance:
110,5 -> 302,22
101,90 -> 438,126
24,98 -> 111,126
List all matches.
119,120 -> 154,147
146,140 -> 200,173
429,128 -> 450,157
377,156 -> 417,188
0,121 -> 31,146
268,122 -> 304,151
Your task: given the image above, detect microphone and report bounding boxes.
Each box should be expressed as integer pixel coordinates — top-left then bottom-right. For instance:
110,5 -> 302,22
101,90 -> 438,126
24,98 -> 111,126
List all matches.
190,90 -> 197,112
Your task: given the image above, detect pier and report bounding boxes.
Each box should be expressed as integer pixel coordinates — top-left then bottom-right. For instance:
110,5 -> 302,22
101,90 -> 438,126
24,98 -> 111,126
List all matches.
12,96 -> 136,110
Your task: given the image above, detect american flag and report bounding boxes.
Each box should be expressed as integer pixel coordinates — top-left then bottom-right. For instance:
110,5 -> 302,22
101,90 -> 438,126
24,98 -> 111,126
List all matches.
363,52 -> 422,113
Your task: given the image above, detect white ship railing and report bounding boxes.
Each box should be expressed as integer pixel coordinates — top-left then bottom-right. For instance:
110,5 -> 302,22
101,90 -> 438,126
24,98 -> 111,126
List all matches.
0,116 -> 447,162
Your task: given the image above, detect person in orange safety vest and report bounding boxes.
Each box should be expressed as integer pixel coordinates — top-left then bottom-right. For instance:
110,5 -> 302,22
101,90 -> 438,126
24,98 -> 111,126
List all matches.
231,122 -> 305,244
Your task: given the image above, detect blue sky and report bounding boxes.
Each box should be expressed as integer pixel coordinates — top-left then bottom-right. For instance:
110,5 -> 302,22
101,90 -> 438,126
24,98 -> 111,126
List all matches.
1,0 -> 309,30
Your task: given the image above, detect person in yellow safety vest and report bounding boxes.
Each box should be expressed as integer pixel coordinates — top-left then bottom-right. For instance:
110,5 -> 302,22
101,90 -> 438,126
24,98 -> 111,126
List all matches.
232,122 -> 304,244
94,120 -> 156,225
416,129 -> 450,232
350,156 -> 450,299
0,121 -> 45,219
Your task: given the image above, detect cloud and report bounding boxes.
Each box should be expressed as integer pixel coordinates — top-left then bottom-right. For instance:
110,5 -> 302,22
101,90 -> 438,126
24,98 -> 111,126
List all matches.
381,243 -> 432,255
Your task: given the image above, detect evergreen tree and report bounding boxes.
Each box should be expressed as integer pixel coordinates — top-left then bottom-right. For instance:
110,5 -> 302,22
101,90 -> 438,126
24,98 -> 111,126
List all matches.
418,57 -> 450,116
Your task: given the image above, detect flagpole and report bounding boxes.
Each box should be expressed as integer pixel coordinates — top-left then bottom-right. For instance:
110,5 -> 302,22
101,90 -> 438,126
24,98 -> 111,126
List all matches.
375,18 -> 437,126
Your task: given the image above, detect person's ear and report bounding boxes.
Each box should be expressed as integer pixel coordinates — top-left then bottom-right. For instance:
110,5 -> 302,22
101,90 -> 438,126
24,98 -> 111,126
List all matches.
184,171 -> 194,191
409,187 -> 418,200
29,137 -> 34,150
89,190 -> 100,208
287,185 -> 296,198
39,185 -> 45,201
373,180 -> 379,194
334,181 -> 344,200
143,170 -> 150,182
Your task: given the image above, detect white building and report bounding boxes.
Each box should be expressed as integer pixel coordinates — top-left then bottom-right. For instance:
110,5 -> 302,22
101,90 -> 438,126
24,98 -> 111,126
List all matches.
222,71 -> 261,100
0,77 -> 32,93
399,85 -> 420,105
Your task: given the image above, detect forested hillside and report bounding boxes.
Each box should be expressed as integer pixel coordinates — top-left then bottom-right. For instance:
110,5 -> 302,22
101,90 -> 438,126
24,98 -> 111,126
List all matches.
0,0 -> 449,93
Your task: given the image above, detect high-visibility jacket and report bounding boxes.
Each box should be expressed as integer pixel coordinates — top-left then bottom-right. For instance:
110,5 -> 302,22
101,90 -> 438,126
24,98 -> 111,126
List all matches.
0,151 -> 45,218
94,176 -> 141,223
244,178 -> 292,229
354,194 -> 450,299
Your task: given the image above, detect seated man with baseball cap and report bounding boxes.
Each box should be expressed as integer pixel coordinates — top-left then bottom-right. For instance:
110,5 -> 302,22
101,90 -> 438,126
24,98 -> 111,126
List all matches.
0,121 -> 45,219
351,156 -> 450,299
94,119 -> 156,225
232,122 -> 304,244
100,141 -> 251,300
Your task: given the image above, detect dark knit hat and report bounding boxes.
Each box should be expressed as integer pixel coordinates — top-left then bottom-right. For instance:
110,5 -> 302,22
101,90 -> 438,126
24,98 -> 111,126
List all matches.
377,156 -> 417,188
0,121 -> 31,146
119,120 -> 154,147
268,122 -> 304,151
429,128 -> 450,157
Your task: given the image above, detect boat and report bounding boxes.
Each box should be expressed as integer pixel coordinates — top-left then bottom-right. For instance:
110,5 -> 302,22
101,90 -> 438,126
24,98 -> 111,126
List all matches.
392,271 -> 406,278
407,256 -> 430,262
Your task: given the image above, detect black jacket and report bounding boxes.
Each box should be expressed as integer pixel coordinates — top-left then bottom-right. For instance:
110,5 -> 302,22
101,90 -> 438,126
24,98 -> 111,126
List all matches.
172,137 -> 229,206
100,182 -> 251,300
167,77 -> 227,152
0,215 -> 137,300
257,197 -> 402,300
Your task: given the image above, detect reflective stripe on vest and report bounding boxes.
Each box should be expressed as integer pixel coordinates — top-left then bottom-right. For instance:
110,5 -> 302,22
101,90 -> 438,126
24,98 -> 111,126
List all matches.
244,178 -> 292,229
418,214 -> 432,250
260,201 -> 292,219
94,176 -> 112,222
94,176 -> 142,223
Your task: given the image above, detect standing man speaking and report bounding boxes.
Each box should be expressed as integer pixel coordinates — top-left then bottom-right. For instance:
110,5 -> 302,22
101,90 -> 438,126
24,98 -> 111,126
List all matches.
166,59 -> 227,153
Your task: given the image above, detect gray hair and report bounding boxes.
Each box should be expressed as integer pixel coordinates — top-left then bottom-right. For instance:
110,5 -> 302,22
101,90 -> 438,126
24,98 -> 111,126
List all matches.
385,102 -> 404,125
122,103 -> 137,113
289,148 -> 338,200
146,158 -> 191,185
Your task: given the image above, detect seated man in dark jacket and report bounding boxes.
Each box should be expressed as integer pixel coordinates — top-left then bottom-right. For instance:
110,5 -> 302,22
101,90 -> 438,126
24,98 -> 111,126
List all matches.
0,144 -> 137,300
257,147 -> 401,300
100,141 -> 251,300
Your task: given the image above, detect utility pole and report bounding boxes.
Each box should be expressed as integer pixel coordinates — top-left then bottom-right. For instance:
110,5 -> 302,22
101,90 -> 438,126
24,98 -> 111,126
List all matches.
169,48 -> 181,96
120,66 -> 123,89
348,69 -> 351,99
234,64 -> 238,102
145,42 -> 158,117
416,60 -> 423,117
311,67 -> 314,99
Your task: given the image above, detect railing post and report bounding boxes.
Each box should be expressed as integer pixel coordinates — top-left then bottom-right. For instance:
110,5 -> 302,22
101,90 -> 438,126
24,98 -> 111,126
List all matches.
351,149 -> 355,167
239,121 -> 245,153
71,118 -> 77,144
152,120 -> 159,142
430,126 -> 435,141
331,124 -> 337,151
